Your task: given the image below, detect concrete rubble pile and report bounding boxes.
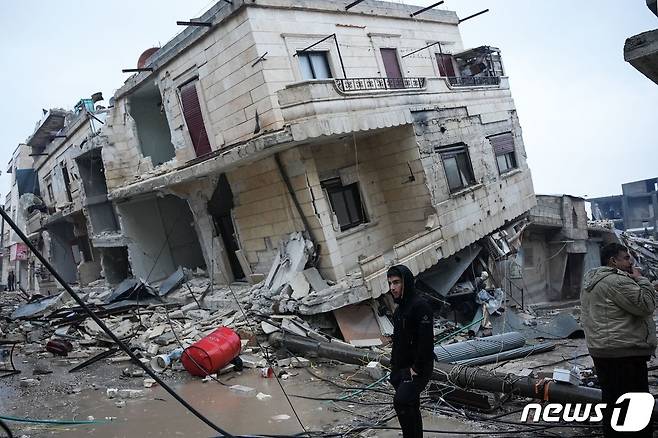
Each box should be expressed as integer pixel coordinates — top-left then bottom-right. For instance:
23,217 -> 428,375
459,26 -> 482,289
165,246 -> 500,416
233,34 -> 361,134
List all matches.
619,232 -> 658,280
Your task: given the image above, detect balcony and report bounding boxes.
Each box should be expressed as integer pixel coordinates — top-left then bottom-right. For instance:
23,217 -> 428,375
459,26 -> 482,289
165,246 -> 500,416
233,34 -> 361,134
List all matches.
277,76 -> 511,142
26,211 -> 45,236
447,76 -> 501,87
334,77 -> 426,93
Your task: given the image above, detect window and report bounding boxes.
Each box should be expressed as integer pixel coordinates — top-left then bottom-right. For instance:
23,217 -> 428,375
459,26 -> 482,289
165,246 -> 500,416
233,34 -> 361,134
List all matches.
298,51 -> 332,80
489,133 -> 518,174
60,163 -> 73,203
46,182 -> 54,204
436,53 -> 455,77
435,143 -> 476,193
322,178 -> 367,231
179,80 -> 211,157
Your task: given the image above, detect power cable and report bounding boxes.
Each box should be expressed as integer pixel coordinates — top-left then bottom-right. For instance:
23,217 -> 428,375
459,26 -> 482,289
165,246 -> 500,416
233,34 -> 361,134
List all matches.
0,207 -> 234,437
135,197 -> 308,435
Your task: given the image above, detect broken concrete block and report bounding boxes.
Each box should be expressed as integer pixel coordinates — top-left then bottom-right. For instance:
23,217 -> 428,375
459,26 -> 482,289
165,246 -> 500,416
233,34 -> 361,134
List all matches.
106,388 -> 118,399
277,357 -> 310,368
240,354 -> 266,369
281,318 -> 307,337
147,344 -> 160,355
366,361 -> 384,380
289,272 -> 310,300
118,389 -> 145,399
143,378 -> 156,388
148,325 -> 167,339
303,268 -> 329,292
122,367 -> 145,377
256,392 -> 272,401
19,378 -> 40,388
261,321 -> 279,335
229,384 -> 254,393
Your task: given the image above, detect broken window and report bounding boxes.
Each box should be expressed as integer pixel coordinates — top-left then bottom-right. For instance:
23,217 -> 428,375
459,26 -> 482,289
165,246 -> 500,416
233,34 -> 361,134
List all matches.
179,80 -> 212,157
60,163 -> 73,203
489,133 -> 518,174
129,82 -> 176,166
322,178 -> 367,231
436,53 -> 456,77
435,143 -> 476,193
298,51 -> 332,80
46,181 -> 54,204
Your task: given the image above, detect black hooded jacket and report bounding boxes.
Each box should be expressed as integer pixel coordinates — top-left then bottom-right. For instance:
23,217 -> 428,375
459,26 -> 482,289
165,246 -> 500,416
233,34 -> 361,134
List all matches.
389,265 -> 435,381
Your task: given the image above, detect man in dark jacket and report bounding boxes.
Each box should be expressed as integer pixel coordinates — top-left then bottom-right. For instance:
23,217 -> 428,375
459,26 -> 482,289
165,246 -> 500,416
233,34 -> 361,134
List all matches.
388,264 -> 434,438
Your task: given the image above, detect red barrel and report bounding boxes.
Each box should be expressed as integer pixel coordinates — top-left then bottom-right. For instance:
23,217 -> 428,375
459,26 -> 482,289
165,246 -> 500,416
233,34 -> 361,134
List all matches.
181,327 -> 241,377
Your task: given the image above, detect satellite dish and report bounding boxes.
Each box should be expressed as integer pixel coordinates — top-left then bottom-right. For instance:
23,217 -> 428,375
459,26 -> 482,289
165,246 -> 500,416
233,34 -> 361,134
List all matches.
137,47 -> 160,69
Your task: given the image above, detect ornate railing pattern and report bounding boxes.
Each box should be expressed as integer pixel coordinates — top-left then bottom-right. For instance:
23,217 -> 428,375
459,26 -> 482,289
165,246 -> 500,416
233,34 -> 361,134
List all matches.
447,76 -> 501,87
334,77 -> 426,93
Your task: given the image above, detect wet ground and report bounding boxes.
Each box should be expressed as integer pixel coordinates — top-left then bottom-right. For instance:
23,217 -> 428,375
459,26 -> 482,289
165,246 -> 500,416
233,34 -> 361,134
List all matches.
0,341 -> 609,438
1,351 -> 494,438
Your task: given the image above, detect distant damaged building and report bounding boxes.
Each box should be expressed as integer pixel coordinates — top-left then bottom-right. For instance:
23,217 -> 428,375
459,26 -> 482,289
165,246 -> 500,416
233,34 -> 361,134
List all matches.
589,177 -> 658,236
7,0 -> 536,309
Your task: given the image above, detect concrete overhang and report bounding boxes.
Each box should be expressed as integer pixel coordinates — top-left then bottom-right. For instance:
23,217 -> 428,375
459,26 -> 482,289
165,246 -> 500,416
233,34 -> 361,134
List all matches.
26,109 -> 68,149
624,29 -> 658,85
108,128 -> 298,201
277,77 -> 512,141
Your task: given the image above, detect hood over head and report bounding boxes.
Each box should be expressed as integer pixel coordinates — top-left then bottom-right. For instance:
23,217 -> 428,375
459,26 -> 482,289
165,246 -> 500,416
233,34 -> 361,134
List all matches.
387,264 -> 416,304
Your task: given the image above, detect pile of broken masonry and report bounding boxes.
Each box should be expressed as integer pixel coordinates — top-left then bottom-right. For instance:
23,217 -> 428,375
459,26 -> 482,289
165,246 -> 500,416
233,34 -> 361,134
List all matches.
0,231 -> 633,436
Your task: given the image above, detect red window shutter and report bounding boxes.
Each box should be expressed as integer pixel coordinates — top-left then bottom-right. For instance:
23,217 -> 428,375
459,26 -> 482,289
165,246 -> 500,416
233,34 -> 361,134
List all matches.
489,133 -> 515,155
179,81 -> 211,157
436,54 -> 455,77
380,48 -> 402,79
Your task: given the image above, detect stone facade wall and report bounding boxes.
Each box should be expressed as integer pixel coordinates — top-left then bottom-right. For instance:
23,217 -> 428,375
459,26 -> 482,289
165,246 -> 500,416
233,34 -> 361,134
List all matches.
415,108 -> 536,258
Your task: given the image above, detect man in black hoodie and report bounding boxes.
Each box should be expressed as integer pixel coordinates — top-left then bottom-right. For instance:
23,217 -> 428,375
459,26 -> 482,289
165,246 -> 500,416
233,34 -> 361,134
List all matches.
387,264 -> 434,438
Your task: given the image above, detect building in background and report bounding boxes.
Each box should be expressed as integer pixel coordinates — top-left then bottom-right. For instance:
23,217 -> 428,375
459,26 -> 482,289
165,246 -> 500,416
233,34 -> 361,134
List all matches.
589,176 -> 658,237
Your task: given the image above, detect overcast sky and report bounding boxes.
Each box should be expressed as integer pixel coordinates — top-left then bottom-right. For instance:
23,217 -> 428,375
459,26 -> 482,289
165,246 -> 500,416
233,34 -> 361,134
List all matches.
1,0 -> 656,200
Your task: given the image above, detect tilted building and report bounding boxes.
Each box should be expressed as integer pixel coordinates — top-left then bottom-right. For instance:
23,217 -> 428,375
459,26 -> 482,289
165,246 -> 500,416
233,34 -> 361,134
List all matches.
9,0 -> 536,308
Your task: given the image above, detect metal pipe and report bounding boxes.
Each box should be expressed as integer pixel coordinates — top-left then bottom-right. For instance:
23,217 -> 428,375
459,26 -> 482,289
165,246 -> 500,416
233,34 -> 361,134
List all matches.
345,0 -> 366,10
410,1 -> 444,17
458,9 -> 490,24
293,34 -> 335,56
401,41 -> 441,59
271,332 -> 603,405
0,206 -> 233,436
274,153 -> 316,248
434,332 -> 526,363
333,34 -> 347,78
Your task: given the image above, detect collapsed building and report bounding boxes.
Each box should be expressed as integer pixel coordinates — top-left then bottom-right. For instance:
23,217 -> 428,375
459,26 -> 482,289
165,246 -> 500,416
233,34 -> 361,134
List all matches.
624,0 -> 658,85
588,176 -> 658,236
4,0 -> 537,313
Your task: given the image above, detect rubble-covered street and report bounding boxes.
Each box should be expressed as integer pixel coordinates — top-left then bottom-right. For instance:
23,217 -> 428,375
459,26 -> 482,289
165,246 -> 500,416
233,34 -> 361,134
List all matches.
3,256 -> 652,437
2,0 -> 658,436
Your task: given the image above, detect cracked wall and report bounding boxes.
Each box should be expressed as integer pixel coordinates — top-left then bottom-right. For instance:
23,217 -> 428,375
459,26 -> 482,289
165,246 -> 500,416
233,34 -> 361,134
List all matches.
116,195 -> 206,281
415,108 -> 536,258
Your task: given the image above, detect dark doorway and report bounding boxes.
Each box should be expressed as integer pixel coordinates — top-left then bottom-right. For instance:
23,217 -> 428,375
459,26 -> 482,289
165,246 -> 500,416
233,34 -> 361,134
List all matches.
208,174 -> 245,281
561,253 -> 584,300
381,48 -> 402,78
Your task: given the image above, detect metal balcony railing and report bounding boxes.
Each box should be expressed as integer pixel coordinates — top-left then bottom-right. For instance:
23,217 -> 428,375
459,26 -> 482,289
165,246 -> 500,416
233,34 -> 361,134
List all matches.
334,77 -> 426,93
447,76 -> 501,87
